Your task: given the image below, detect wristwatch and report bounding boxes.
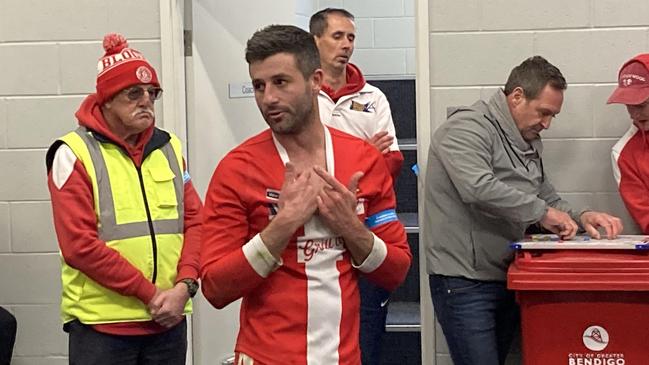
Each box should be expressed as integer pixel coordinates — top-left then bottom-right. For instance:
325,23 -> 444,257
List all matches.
180,278 -> 199,298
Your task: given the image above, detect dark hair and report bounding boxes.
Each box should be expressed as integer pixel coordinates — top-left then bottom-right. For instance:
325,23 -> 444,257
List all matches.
245,24 -> 320,79
309,8 -> 355,37
504,56 -> 567,99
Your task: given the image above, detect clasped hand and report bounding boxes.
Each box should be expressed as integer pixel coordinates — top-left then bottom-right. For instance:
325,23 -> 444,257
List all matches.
277,163 -> 363,236
148,284 -> 189,328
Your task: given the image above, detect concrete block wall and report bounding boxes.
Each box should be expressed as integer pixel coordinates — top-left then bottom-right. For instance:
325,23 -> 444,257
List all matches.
0,1 -> 162,363
295,0 -> 415,76
426,1 -> 649,364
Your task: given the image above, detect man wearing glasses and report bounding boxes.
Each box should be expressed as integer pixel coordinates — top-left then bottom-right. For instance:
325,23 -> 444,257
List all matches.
45,33 -> 202,364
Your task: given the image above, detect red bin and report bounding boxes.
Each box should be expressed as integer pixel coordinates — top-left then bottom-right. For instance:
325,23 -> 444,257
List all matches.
507,236 -> 649,365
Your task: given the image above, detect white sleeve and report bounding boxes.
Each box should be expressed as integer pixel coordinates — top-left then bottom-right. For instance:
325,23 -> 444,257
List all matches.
373,90 -> 400,152
51,144 -> 77,190
611,125 -> 637,187
352,233 -> 388,273
242,233 -> 283,278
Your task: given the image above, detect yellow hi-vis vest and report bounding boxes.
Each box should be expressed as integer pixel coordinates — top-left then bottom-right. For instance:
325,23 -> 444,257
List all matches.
55,127 -> 192,324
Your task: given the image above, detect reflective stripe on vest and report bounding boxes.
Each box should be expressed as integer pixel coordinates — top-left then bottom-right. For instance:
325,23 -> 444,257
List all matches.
74,127 -> 184,240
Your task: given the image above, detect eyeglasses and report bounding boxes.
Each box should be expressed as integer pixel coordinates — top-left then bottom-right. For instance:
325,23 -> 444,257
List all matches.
122,86 -> 163,102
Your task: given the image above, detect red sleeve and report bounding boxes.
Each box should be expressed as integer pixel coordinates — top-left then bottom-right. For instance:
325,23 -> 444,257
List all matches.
48,156 -> 157,304
618,153 -> 649,234
383,150 -> 404,183
362,150 -> 411,291
175,158 -> 203,282
200,153 -> 266,309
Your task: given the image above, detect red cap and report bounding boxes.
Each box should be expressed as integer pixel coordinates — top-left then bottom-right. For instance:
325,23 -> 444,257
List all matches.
95,33 -> 159,104
607,54 -> 649,105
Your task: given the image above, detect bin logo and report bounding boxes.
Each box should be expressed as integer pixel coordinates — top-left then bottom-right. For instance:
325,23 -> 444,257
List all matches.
582,325 -> 609,351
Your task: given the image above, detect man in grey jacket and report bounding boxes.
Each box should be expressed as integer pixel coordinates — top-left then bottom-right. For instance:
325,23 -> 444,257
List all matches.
423,56 -> 623,365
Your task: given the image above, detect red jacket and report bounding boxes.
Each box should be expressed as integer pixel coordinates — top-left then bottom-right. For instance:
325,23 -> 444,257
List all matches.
612,125 -> 649,233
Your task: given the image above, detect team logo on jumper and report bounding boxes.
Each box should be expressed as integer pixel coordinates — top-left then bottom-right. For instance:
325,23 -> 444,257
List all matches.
136,66 -> 153,83
266,189 -> 280,219
582,326 -> 609,351
266,189 -> 280,200
350,100 -> 375,113
297,237 -> 345,262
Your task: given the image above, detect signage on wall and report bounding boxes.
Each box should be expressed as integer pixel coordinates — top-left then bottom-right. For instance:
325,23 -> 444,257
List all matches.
228,82 -> 254,98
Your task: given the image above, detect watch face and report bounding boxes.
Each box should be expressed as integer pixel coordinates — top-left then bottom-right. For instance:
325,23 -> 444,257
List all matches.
189,282 -> 199,295
182,279 -> 198,297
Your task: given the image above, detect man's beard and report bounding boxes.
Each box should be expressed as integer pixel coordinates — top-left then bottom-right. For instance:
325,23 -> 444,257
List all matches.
267,93 -> 314,135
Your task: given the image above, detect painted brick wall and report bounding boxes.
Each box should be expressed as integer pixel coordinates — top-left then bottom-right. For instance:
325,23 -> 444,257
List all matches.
0,1 -> 161,363
426,1 -> 649,364
296,0 -> 415,76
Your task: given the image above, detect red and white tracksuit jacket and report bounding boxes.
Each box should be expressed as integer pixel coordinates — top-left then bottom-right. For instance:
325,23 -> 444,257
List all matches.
612,125 -> 649,233
318,63 -> 404,182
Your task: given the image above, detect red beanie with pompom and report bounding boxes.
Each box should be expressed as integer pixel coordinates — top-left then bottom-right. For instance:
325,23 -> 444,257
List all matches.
95,33 -> 159,104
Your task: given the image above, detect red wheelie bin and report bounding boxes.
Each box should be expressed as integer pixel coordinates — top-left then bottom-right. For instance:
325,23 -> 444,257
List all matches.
508,235 -> 649,365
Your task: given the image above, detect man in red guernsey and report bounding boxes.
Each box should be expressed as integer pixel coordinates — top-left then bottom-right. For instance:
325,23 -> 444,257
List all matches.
610,54 -> 649,234
200,25 -> 411,365
45,33 -> 202,364
309,9 -> 404,363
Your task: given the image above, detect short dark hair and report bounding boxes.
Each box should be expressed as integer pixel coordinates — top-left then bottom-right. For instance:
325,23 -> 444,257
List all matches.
309,8 -> 355,37
245,24 -> 320,79
504,56 -> 567,99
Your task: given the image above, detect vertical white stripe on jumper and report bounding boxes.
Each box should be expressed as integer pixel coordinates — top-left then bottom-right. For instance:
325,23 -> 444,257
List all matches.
273,126 -> 343,364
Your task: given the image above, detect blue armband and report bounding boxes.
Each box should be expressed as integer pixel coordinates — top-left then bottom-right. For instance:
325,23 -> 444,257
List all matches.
183,170 -> 191,183
365,209 -> 399,229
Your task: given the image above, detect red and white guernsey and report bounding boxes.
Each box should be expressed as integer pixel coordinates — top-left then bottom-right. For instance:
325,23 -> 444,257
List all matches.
201,126 -> 411,365
612,125 -> 649,233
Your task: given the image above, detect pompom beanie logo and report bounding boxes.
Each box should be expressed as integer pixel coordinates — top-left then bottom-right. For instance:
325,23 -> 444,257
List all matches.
95,33 -> 159,104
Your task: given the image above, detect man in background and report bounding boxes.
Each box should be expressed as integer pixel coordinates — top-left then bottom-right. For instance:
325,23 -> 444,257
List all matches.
424,55 -> 623,365
609,54 -> 649,234
46,33 -> 201,364
310,8 -> 403,181
310,9 -> 404,363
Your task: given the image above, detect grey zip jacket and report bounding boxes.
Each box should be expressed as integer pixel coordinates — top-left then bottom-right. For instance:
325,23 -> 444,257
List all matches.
423,90 -> 579,281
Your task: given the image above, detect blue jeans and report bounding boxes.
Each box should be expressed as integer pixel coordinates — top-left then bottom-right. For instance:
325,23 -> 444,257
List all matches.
429,275 -> 519,365
359,276 -> 390,365
66,318 -> 187,365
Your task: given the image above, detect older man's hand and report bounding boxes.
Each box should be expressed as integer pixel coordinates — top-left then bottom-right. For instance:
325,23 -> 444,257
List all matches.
580,211 -> 623,239
540,207 -> 578,240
